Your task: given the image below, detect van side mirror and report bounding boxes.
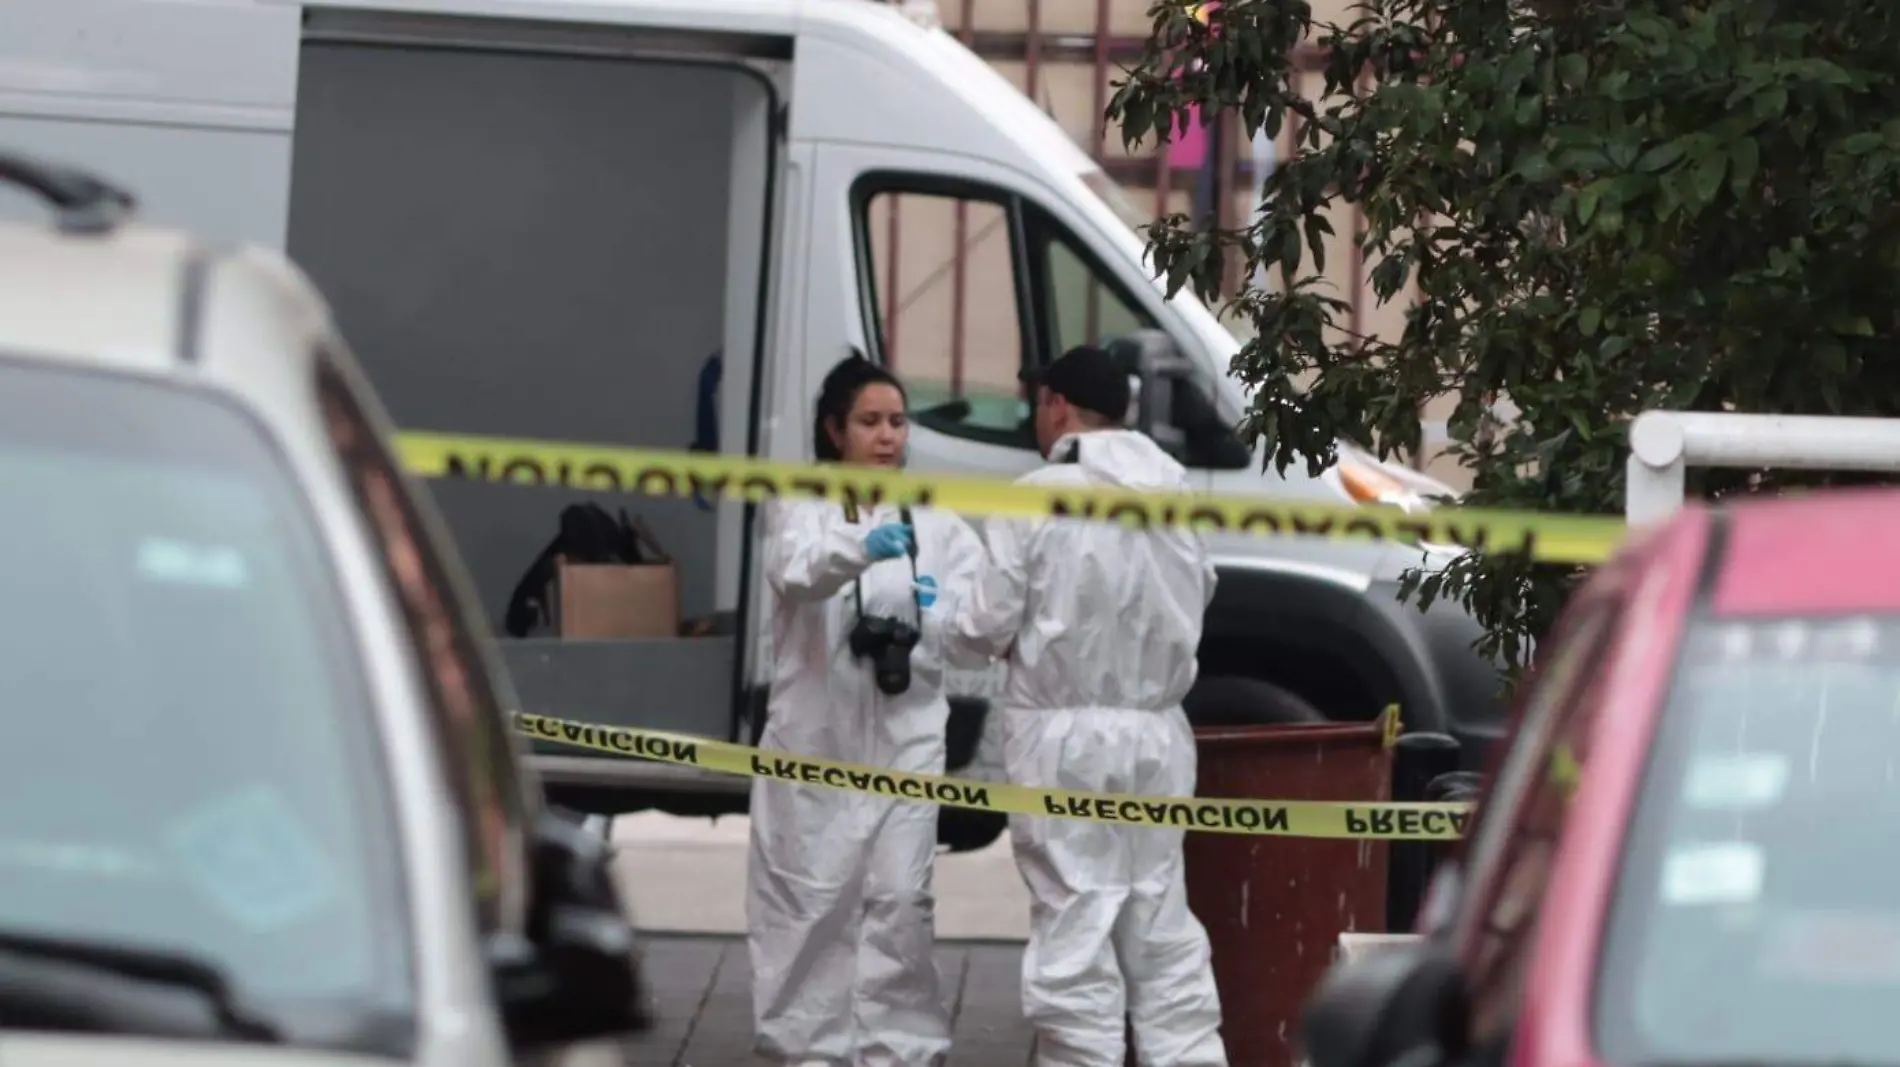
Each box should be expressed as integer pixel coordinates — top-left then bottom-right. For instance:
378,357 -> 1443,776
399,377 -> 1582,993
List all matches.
1104,330 -> 1196,459
491,810 -> 652,1048
1301,940 -> 1469,1067
1103,330 -> 1251,469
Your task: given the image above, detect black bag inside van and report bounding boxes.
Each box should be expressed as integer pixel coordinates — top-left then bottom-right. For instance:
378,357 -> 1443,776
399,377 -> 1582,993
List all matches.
503,503 -> 651,637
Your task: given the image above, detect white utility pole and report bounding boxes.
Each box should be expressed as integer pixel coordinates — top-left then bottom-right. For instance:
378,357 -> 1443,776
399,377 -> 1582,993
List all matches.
1625,410 -> 1900,525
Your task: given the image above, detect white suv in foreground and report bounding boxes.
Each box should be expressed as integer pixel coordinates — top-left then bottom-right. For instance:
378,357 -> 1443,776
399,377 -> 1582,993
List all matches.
0,151 -> 650,1066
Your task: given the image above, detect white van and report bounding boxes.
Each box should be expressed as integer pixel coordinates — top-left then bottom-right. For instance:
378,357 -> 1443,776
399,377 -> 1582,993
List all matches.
0,0 -> 1504,849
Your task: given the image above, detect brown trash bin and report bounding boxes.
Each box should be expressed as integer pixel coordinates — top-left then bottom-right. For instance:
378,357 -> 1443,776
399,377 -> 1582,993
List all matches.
1181,714 -> 1397,1067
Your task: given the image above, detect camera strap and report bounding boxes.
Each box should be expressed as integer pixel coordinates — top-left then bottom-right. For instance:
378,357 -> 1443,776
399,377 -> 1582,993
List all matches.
851,505 -> 923,626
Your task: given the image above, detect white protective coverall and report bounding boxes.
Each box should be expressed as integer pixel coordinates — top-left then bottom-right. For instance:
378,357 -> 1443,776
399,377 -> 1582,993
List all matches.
944,429 -> 1228,1067
748,497 -> 988,1067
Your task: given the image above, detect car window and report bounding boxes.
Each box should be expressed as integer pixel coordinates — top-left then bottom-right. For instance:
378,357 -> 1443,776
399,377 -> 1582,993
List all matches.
315,355 -> 532,937
1597,612 -> 1900,1066
0,356 -> 413,1048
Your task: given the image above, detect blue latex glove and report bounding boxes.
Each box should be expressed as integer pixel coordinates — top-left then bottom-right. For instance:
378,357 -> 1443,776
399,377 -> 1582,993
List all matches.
914,575 -> 938,608
864,522 -> 914,561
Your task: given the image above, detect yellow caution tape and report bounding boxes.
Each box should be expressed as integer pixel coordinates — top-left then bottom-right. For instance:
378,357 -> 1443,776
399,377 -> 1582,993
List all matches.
394,431 -> 1626,565
513,713 -> 1476,841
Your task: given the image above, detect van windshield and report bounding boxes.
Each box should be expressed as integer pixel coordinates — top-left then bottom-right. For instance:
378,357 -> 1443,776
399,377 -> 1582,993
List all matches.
1596,612 -> 1900,1066
0,357 -> 412,1052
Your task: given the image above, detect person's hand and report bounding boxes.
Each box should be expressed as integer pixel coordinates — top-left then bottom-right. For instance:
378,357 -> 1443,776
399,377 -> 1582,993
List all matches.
864,522 -> 914,561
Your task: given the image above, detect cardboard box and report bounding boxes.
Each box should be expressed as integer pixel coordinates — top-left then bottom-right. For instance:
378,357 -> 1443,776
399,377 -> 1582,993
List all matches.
550,516 -> 680,639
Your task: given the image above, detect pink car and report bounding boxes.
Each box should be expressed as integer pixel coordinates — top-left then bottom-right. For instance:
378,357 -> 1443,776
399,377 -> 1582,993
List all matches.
1302,489 -> 1900,1067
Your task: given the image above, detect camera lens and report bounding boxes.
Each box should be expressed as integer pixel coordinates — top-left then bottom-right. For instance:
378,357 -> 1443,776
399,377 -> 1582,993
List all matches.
874,646 -> 912,695
851,612 -> 918,696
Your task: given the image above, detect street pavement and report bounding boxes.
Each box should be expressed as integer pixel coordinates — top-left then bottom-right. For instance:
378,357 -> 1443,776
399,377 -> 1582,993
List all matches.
574,812 -> 1036,1066
608,812 -> 1032,941
599,934 -> 1036,1067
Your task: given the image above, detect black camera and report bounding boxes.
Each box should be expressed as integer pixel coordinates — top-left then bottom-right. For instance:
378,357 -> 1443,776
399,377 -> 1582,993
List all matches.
849,613 -> 922,695
849,506 -> 924,697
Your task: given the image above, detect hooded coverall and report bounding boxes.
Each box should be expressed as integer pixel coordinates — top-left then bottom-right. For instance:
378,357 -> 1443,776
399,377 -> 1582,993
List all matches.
747,497 -> 988,1067
944,429 -> 1228,1067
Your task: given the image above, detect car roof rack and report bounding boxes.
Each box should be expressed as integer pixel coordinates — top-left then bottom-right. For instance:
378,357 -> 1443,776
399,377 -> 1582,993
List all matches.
0,151 -> 136,235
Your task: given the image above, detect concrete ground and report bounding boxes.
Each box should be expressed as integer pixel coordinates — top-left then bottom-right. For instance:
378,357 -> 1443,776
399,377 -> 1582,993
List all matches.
566,812 -> 1036,1066
607,812 -> 1033,942
601,934 -> 1036,1067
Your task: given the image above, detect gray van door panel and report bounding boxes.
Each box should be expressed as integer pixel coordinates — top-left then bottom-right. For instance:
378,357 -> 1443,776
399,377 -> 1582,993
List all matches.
285,17 -> 777,775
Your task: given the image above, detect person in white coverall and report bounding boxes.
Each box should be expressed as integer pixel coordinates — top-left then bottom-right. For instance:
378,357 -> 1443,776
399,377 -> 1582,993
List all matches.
942,344 -> 1228,1067
747,355 -> 989,1067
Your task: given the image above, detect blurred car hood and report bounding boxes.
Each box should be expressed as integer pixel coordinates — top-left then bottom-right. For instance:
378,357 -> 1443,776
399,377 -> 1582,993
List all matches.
0,1033 -> 396,1067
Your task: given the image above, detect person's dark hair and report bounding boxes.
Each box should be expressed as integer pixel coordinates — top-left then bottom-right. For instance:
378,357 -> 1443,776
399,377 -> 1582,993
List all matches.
813,355 -> 907,461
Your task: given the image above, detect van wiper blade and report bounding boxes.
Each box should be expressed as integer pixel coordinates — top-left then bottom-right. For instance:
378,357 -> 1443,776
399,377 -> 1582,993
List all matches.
0,929 -> 280,1042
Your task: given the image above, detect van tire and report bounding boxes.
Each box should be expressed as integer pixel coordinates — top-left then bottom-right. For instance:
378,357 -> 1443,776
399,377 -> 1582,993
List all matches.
1184,675 -> 1328,728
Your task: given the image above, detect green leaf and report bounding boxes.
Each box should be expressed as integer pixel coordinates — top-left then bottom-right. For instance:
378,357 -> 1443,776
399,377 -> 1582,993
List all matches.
1577,183 -> 1602,225
1557,53 -> 1588,88
1844,131 -> 1884,156
1752,85 -> 1789,121
1831,313 -> 1876,336
1690,150 -> 1728,204
1556,146 -> 1613,172
1579,307 -> 1602,336
1637,141 -> 1686,172
1305,214 -> 1329,273
1165,254 -> 1192,295
1728,138 -> 1760,193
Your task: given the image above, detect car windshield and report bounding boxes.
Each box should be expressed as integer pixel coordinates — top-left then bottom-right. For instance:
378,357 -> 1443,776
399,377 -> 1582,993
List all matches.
1597,612 -> 1900,1066
0,357 -> 412,1052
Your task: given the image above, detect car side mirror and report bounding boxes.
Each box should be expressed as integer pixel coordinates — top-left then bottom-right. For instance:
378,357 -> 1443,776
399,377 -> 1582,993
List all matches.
1301,939 -> 1469,1067
491,811 -> 652,1048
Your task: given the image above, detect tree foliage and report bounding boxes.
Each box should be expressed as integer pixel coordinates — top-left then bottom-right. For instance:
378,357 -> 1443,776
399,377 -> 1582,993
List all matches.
1108,0 -> 1900,676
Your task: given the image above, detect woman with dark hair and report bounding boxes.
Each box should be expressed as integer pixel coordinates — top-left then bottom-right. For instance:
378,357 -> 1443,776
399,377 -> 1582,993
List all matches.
747,355 -> 991,1067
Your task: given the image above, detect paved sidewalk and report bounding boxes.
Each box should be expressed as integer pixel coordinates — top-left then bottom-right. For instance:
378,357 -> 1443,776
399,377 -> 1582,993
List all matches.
610,813 -> 1033,941
618,934 -> 1035,1067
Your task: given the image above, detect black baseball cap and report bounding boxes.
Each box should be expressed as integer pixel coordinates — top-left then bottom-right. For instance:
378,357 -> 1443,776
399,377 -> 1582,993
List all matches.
1020,345 -> 1131,421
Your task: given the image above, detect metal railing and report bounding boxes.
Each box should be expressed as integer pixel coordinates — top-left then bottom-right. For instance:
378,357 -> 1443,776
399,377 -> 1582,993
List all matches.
1627,411 -> 1900,525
